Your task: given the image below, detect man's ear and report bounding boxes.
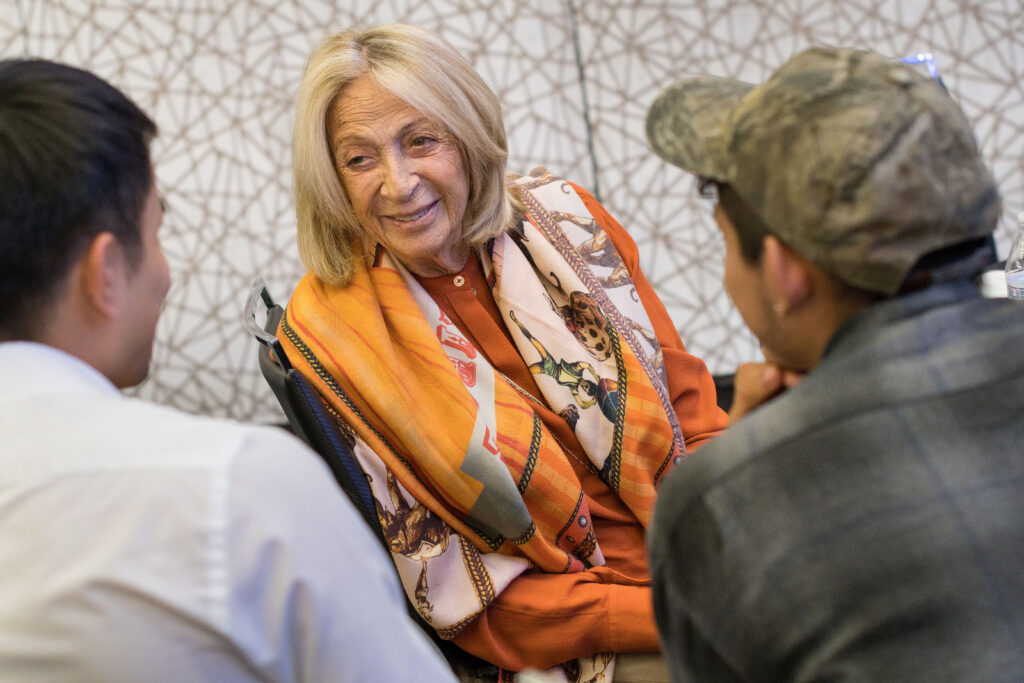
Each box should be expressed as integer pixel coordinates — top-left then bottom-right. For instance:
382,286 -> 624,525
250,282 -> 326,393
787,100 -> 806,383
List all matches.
761,235 -> 812,315
79,231 -> 129,319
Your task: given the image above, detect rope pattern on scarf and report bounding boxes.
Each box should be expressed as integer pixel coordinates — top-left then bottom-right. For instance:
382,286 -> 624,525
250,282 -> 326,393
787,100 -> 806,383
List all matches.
516,415 -> 543,494
510,182 -> 684,474
603,326 -> 627,492
280,308 -> 419,473
460,535 -> 497,609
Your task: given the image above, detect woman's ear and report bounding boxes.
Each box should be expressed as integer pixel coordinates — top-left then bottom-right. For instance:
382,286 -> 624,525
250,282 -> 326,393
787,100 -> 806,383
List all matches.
79,232 -> 129,319
761,235 -> 812,315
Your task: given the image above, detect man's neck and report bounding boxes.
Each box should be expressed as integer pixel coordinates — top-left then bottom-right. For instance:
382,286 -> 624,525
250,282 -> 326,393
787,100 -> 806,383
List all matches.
786,286 -> 875,372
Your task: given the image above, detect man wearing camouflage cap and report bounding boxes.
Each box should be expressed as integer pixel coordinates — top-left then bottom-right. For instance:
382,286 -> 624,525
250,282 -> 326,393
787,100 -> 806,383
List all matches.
645,47 -> 1024,681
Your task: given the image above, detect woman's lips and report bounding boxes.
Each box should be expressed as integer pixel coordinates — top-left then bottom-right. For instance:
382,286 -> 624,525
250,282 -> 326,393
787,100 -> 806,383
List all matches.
388,200 -> 437,224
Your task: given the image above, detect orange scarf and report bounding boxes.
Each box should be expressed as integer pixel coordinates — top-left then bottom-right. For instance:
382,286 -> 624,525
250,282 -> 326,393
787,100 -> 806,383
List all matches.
278,169 -> 682,641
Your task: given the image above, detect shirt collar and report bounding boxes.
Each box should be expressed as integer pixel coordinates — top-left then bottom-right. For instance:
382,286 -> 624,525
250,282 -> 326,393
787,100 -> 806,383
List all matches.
0,341 -> 121,400
823,280 -> 981,361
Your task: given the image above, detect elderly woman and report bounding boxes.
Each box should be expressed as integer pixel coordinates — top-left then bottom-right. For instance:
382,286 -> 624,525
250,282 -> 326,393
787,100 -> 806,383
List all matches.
279,23 -> 727,681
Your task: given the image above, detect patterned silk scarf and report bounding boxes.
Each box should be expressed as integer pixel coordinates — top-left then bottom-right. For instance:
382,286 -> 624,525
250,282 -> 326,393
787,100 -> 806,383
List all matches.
278,169 -> 683,676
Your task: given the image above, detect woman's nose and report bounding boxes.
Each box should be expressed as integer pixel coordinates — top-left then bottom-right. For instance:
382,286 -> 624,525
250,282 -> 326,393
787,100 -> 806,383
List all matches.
380,154 -> 418,200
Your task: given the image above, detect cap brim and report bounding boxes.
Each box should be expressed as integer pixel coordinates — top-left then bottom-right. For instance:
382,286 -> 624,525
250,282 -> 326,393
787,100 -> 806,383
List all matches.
645,77 -> 753,181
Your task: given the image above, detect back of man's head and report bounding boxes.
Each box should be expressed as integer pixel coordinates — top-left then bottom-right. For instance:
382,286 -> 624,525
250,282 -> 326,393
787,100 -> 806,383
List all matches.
646,47 -> 1001,297
0,58 -> 157,340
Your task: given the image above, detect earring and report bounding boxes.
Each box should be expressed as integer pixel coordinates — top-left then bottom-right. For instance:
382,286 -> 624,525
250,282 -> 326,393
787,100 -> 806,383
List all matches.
772,301 -> 786,314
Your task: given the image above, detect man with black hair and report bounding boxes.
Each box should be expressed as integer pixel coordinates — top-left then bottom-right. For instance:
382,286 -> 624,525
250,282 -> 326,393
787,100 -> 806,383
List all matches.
0,59 -> 454,682
645,47 -> 1024,681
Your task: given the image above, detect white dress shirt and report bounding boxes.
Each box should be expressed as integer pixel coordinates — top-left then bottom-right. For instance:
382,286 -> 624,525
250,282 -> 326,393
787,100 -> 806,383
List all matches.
0,342 -> 455,682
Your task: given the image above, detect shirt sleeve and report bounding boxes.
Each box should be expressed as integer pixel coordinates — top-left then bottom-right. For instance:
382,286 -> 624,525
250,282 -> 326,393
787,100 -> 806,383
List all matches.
453,566 -> 659,671
225,427 -> 457,683
569,183 -> 729,451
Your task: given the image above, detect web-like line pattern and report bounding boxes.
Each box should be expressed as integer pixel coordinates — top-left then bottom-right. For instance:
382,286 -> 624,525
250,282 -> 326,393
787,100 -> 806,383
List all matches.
3,1 -> 1020,422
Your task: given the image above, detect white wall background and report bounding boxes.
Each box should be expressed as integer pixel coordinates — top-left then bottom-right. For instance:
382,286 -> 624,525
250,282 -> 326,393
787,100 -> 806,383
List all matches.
3,0 -> 1022,423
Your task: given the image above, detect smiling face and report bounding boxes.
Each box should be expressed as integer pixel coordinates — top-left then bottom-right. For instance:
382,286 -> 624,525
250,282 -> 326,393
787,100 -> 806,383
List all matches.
327,76 -> 471,277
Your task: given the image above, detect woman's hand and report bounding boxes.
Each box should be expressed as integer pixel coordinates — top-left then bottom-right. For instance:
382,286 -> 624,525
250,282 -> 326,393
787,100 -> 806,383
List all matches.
728,361 -> 803,422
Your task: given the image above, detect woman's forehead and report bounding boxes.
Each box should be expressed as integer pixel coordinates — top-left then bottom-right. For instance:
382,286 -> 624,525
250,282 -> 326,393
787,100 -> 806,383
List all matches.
329,83 -> 417,134
328,80 -> 451,147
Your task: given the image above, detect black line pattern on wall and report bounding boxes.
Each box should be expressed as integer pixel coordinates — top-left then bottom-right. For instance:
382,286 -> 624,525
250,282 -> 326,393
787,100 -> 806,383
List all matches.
3,1 -> 1021,422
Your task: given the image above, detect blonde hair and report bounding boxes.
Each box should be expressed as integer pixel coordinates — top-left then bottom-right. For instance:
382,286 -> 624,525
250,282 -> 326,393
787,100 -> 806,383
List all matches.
293,23 -> 514,285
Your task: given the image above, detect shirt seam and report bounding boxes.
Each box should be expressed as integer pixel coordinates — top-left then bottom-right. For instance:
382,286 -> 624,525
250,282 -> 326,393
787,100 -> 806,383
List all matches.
205,451 -> 232,634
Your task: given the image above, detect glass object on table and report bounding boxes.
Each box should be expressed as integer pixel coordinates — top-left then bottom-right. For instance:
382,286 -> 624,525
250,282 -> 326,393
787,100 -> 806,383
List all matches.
1006,212 -> 1024,300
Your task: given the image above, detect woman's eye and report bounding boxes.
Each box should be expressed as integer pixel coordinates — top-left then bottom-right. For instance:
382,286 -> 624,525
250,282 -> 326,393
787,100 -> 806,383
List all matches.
411,136 -> 436,148
345,155 -> 368,168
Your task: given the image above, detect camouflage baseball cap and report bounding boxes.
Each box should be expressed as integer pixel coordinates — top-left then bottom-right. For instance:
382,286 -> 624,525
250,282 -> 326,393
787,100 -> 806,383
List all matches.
646,46 -> 1001,295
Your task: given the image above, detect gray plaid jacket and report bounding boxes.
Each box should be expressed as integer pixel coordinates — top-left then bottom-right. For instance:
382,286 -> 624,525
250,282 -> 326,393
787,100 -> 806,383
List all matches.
650,281 -> 1024,682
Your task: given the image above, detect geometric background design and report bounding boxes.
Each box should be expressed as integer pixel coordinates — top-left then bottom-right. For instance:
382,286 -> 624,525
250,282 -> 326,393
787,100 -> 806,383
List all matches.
4,1 -> 1022,423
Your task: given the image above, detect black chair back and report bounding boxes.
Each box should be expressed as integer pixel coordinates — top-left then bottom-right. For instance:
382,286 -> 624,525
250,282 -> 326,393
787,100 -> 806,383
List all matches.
243,279 -> 383,546
713,373 -> 735,414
